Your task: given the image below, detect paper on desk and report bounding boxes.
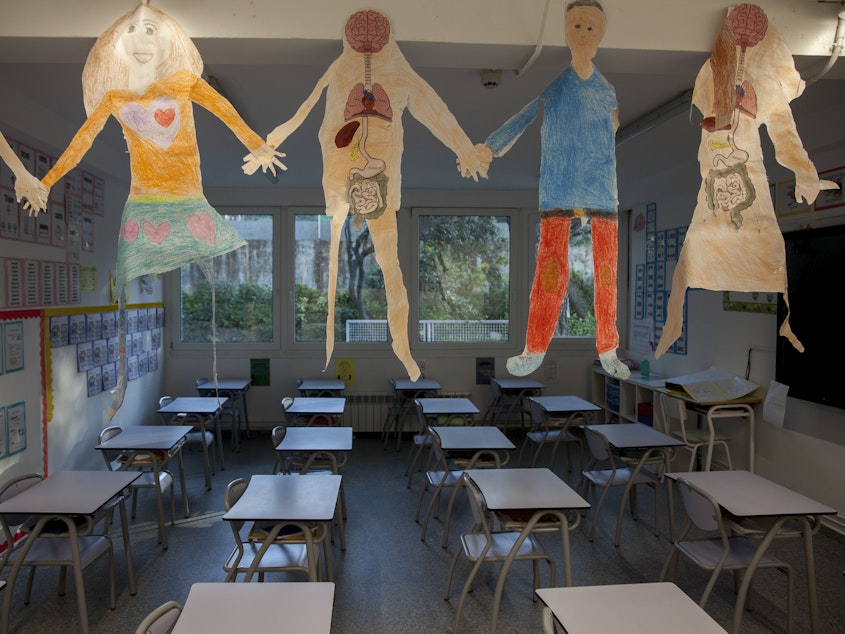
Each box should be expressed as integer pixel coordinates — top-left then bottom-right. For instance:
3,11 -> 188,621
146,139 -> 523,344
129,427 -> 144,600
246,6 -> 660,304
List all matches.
664,366 -> 758,403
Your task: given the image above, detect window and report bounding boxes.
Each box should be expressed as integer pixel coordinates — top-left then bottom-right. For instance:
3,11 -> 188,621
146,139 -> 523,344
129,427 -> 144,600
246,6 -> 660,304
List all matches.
417,211 -> 511,343
179,212 -> 274,343
293,212 -> 387,343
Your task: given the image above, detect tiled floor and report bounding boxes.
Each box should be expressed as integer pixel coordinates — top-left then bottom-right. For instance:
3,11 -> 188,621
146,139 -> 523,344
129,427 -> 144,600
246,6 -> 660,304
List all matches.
3,431 -> 844,633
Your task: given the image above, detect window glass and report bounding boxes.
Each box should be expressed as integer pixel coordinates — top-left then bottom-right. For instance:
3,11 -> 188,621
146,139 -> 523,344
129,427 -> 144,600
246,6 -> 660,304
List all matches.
294,213 -> 387,343
418,213 -> 510,342
179,213 -> 274,343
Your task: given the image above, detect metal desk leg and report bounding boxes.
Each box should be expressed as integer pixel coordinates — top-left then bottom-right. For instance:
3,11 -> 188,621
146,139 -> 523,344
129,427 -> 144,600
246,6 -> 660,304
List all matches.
117,495 -> 136,595
176,447 -> 190,518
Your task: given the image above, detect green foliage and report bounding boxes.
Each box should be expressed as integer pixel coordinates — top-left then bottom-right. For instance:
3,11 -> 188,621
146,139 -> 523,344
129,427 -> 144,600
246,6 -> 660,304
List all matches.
181,280 -> 272,342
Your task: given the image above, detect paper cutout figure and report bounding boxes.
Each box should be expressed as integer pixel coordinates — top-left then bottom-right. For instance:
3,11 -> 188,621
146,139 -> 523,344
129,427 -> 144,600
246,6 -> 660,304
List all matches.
244,9 -> 486,380
655,4 -> 838,358
41,3 -> 284,417
479,0 -> 629,379
0,131 -> 48,212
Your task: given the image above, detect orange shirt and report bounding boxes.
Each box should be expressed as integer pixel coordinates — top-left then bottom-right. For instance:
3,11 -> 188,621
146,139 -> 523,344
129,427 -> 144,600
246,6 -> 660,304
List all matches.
44,70 -> 264,199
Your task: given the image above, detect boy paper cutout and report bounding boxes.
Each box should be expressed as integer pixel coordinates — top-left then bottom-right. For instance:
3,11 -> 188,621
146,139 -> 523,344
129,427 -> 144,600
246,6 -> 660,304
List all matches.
0,131 -> 47,213
245,9 -> 487,381
41,3 -> 283,417
480,0 -> 629,379
655,4 -> 837,358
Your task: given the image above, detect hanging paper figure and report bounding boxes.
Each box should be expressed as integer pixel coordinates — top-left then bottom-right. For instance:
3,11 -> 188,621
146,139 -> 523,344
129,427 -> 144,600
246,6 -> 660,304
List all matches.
477,0 -> 629,379
0,131 -> 48,212
244,9 -> 487,381
654,4 -> 837,358
40,3 -> 284,417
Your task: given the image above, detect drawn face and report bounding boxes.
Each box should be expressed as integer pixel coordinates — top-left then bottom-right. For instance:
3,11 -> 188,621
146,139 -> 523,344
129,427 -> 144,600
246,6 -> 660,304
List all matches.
119,6 -> 170,69
565,6 -> 606,58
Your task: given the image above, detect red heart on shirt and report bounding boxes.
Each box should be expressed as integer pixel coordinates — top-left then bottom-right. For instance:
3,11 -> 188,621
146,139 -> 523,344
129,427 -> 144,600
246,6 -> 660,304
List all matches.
154,108 -> 176,128
187,212 -> 216,245
143,221 -> 171,245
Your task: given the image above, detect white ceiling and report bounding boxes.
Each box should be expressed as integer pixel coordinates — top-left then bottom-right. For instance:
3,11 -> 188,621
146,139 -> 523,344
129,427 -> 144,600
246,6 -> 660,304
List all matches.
1,0 -> 844,207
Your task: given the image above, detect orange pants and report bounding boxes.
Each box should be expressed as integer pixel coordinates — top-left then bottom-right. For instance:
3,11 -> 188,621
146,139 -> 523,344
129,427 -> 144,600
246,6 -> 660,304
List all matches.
525,216 -> 619,356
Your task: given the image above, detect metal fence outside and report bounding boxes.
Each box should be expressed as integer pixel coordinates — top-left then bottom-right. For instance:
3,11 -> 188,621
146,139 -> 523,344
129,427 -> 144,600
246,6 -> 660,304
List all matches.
346,319 -> 509,343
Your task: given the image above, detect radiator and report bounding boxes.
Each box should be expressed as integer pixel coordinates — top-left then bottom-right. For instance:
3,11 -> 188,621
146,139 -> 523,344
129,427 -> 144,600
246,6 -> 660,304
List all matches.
343,391 -> 471,433
344,392 -> 392,433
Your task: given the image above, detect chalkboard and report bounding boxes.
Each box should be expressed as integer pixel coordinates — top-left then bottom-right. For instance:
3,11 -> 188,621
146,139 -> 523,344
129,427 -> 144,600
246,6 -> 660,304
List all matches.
776,223 -> 845,409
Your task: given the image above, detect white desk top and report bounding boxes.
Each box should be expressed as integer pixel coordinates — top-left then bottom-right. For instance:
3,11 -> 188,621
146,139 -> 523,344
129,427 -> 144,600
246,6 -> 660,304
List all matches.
298,378 -> 345,391
432,426 -> 515,451
468,468 -> 589,512
95,425 -> 192,451
158,396 -> 227,415
222,474 -> 341,522
284,397 -> 347,415
392,378 -> 442,392
530,395 -> 601,414
0,470 -> 141,516
536,582 -> 727,634
417,397 -> 479,416
584,422 -> 685,450
665,470 -> 837,518
490,377 -> 546,391
276,427 -> 353,452
196,378 -> 252,391
173,582 -> 334,634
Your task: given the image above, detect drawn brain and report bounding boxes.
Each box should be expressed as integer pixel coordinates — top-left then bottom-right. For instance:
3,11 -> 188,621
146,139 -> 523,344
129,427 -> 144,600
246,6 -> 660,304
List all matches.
727,3 -> 768,51
345,10 -> 391,53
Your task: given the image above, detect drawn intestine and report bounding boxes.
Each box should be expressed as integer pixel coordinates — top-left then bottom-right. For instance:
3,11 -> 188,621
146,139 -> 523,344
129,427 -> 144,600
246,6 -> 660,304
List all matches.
335,9 -> 393,223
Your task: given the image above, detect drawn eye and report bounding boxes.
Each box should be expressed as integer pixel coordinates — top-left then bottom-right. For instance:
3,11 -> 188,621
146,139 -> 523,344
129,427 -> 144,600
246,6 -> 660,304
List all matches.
587,26 -> 593,32
573,23 -> 582,31
144,24 -> 157,36
127,25 -> 136,34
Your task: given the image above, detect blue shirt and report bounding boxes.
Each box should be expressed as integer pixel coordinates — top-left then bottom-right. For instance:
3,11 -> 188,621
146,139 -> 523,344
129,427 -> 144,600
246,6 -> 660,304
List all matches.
486,66 -> 618,212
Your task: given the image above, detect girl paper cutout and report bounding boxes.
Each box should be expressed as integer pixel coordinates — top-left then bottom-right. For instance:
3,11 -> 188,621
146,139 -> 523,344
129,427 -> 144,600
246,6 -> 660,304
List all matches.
244,9 -> 487,380
655,4 -> 838,358
41,3 -> 283,417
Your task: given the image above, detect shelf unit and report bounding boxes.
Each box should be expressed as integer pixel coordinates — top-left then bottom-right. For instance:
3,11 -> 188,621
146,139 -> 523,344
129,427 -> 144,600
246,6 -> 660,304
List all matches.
590,366 -> 667,425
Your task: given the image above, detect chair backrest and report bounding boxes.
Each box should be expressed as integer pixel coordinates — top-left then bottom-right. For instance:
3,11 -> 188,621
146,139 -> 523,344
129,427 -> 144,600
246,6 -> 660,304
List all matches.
0,473 -> 44,534
195,377 -> 208,387
224,478 -> 249,532
677,477 -> 723,533
158,396 -> 179,424
461,474 -> 493,538
281,397 -> 298,425
527,398 -> 546,431
657,393 -> 690,443
98,426 -> 124,469
583,427 -> 611,462
134,600 -> 182,634
414,399 -> 429,434
272,425 -> 286,448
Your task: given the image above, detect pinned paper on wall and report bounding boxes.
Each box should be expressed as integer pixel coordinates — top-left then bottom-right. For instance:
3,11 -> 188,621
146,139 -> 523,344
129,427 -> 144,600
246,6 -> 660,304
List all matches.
244,9 -> 487,381
763,379 -> 789,428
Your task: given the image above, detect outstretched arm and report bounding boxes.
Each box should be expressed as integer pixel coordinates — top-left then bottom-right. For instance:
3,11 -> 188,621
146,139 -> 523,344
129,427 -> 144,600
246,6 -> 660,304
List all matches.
190,76 -> 286,176
402,69 -> 488,181
243,64 -> 334,176
1,131 -> 47,213
763,76 -> 835,204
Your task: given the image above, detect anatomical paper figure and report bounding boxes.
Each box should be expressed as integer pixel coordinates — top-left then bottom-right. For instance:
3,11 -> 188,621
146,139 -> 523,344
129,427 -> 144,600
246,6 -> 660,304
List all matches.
40,3 -> 283,416
0,131 -> 47,212
479,0 -> 630,379
655,3 -> 837,358
244,9 -> 487,381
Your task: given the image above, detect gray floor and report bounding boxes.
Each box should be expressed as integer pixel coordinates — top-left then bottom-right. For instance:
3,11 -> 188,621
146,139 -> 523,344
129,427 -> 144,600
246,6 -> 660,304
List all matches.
3,430 -> 844,633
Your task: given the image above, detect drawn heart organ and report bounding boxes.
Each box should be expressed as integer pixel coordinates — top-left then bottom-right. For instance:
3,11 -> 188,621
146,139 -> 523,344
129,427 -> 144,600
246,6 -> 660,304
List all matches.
344,82 -> 392,121
120,97 -> 181,149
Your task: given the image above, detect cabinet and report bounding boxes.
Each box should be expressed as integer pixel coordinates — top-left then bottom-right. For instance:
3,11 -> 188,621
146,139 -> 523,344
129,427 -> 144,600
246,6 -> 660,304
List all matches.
590,366 -> 666,425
